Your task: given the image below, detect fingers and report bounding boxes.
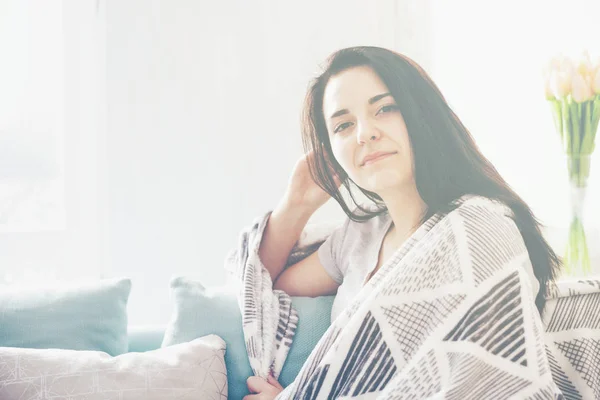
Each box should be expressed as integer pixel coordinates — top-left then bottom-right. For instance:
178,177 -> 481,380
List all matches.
247,376 -> 269,393
267,374 -> 284,390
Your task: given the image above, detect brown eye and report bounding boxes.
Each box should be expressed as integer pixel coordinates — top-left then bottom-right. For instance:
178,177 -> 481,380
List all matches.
334,121 -> 353,134
377,104 -> 399,115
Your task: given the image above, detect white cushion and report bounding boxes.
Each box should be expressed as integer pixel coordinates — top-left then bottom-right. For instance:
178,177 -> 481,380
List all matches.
0,334 -> 227,400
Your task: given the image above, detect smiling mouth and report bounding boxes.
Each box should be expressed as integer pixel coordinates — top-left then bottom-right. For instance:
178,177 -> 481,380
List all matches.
362,152 -> 397,166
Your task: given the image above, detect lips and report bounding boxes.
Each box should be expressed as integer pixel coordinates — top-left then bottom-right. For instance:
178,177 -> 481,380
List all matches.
361,151 -> 397,166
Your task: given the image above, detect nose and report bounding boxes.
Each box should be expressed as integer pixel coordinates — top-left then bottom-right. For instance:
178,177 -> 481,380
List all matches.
356,119 -> 381,144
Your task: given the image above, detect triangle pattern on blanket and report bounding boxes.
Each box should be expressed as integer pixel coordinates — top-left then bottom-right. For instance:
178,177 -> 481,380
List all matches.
292,364 -> 331,400
555,338 -> 600,399
523,384 -> 568,400
242,263 -> 259,327
379,225 -> 463,296
445,352 -> 531,400
380,294 -> 465,363
291,326 -> 341,400
545,344 -> 582,400
545,293 -> 600,332
459,204 -> 525,286
444,270 -> 528,367
381,349 -> 441,399
326,311 -> 397,398
531,306 -> 549,377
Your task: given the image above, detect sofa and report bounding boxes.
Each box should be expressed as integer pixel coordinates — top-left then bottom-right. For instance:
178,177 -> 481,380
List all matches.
2,272 -> 600,399
0,276 -> 334,400
127,325 -> 166,353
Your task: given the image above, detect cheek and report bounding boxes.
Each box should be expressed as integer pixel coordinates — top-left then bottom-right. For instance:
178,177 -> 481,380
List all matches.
331,142 -> 355,172
394,129 -> 413,166
404,146 -> 415,170
401,150 -> 417,181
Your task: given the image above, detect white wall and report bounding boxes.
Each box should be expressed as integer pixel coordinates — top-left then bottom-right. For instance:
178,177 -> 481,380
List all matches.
13,1 -> 595,327
0,0 -> 432,326
105,0 -> 414,325
427,0 -> 600,230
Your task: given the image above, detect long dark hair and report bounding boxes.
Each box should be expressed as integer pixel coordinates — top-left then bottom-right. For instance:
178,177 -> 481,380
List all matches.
301,46 -> 560,314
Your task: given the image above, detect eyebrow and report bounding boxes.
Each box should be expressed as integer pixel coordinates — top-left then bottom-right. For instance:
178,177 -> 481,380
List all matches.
328,92 -> 393,120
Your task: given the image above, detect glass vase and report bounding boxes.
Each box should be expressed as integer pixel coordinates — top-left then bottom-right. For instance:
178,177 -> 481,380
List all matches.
564,154 -> 592,276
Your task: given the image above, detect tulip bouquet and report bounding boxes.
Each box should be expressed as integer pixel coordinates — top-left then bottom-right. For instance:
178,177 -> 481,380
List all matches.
544,51 -> 600,275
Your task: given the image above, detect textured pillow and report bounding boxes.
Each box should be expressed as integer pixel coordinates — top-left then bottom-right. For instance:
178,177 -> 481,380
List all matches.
0,334 -> 227,400
0,278 -> 131,355
162,277 -> 334,400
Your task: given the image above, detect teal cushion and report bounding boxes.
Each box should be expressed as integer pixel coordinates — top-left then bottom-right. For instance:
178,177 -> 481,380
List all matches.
162,277 -> 334,400
127,325 -> 165,352
0,278 -> 131,356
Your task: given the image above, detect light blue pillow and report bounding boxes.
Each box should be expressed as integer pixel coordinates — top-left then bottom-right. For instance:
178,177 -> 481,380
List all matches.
0,278 -> 131,356
162,277 -> 334,400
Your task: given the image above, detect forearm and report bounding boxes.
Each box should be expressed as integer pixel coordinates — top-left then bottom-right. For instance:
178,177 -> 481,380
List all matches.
259,197 -> 314,283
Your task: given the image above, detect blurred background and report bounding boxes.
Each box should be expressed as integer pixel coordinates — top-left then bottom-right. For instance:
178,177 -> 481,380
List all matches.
1,0 -> 599,325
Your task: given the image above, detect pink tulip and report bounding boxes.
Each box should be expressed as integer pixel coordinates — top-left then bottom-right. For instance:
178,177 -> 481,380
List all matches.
593,68 -> 600,95
571,72 -> 594,103
550,70 -> 572,99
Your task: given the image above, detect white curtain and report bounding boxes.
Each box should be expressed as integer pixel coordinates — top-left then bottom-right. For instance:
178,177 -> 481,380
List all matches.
0,0 -> 108,284
0,1 -> 65,233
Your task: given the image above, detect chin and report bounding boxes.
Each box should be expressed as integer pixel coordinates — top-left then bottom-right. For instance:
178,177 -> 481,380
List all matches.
359,170 -> 406,193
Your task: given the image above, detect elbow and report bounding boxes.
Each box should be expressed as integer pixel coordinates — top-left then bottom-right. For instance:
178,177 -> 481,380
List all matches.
272,275 -> 285,291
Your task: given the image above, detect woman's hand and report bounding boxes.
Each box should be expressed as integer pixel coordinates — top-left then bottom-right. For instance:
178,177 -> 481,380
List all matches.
284,150 -> 342,213
243,375 -> 285,400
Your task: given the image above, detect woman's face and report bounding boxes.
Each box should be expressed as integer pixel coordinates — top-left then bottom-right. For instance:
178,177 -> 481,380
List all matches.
322,66 -> 414,195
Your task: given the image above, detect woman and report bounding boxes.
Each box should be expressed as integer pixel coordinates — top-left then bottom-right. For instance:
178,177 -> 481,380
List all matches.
242,46 -> 561,399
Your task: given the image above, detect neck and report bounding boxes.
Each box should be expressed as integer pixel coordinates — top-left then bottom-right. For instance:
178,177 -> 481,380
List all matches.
379,183 -> 428,244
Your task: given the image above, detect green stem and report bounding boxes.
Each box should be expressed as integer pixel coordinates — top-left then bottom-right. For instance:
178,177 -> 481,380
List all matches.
562,98 -> 572,153
549,99 -> 563,142
571,101 -> 582,154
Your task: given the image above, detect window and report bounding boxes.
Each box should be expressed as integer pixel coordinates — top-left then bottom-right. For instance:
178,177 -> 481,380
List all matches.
0,1 -> 65,233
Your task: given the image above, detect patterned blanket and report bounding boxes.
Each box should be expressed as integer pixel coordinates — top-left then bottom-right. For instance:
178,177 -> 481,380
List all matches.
225,195 -> 598,399
542,279 -> 600,399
